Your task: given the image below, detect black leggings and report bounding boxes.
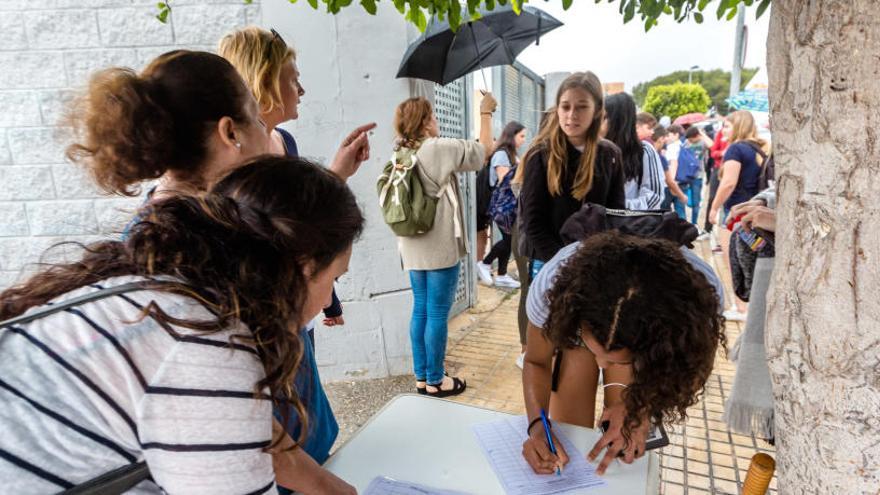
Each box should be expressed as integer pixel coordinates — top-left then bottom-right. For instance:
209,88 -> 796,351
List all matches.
483,230 -> 512,275
704,167 -> 721,232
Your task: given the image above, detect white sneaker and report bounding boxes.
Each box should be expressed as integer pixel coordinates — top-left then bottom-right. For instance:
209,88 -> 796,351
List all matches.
696,230 -> 711,241
723,309 -> 747,322
515,352 -> 525,369
494,274 -> 521,289
475,262 -> 494,286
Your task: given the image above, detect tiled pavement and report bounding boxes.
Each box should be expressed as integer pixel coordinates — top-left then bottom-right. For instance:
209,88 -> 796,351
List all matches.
440,238 -> 778,494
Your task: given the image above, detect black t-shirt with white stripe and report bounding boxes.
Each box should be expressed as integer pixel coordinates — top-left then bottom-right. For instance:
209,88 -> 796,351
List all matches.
0,276 -> 275,494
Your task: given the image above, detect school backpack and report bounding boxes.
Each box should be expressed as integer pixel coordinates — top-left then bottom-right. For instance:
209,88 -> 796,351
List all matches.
560,203 -> 699,248
475,162 -> 493,219
376,145 -> 438,237
674,137 -> 702,183
487,166 -> 518,234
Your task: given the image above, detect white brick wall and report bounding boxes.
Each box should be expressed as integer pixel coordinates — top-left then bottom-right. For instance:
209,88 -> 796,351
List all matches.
0,0 -> 258,288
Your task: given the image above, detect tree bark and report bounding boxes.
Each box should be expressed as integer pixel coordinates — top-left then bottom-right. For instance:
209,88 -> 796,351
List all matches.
766,1 -> 880,492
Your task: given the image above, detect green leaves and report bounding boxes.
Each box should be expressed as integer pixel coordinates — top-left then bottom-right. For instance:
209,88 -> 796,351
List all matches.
642,82 -> 712,120
191,0 -> 771,34
361,0 -> 378,14
156,1 -> 170,23
756,0 -> 771,19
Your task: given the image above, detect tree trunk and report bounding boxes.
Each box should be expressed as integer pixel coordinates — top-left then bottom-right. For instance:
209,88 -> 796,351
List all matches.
766,1 -> 880,492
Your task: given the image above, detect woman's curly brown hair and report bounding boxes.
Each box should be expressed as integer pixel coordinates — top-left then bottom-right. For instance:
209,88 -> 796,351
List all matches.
0,156 -> 364,449
543,232 -> 725,441
65,50 -> 252,196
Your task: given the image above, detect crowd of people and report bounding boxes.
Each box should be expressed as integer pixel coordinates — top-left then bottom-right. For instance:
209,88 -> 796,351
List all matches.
0,26 -> 778,493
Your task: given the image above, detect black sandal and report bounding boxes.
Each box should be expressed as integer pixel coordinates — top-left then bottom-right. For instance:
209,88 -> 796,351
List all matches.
425,376 -> 467,398
415,378 -> 427,395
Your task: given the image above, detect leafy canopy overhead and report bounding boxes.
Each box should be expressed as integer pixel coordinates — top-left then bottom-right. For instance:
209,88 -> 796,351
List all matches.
156,0 -> 771,32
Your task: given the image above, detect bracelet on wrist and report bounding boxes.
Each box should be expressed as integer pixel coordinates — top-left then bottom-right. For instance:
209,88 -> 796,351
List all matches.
527,416 -> 548,435
602,382 -> 630,389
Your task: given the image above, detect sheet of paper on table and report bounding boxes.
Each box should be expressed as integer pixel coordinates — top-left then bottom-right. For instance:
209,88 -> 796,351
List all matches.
363,476 -> 472,495
472,415 -> 607,495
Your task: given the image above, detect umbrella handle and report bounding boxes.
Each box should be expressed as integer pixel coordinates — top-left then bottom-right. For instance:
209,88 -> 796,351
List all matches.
468,24 -> 489,92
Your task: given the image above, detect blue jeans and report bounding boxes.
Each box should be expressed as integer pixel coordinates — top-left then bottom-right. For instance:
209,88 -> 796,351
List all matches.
409,264 -> 460,384
673,177 -> 704,225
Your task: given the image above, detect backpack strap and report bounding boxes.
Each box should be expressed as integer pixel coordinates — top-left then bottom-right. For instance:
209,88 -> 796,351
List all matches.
743,140 -> 768,164
2,280 -> 161,494
60,461 -> 149,494
0,281 -> 160,328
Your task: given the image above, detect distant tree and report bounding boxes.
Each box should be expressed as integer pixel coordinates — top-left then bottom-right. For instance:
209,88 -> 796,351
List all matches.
642,82 -> 711,120
632,68 -> 759,114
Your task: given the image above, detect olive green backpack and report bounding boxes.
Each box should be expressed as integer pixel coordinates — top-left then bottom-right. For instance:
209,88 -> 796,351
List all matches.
377,145 -> 438,237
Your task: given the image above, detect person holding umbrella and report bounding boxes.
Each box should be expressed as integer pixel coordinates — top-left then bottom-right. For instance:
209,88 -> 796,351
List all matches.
392,92 -> 497,397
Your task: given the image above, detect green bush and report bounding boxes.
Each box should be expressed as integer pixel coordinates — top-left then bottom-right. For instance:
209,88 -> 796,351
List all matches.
642,82 -> 712,120
633,68 -> 758,114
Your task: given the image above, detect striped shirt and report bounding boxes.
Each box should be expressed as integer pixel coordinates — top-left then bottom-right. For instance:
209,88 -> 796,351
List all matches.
0,276 -> 276,494
527,242 -> 724,329
624,142 -> 665,210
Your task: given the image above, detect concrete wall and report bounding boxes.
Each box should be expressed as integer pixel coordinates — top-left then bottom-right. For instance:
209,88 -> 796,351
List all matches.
0,0 -> 258,287
263,0 -> 420,381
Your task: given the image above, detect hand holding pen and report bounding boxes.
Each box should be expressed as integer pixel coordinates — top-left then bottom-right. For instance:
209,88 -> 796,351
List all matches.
522,409 -> 569,475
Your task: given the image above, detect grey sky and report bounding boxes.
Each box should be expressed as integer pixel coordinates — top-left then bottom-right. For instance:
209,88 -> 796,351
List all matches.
515,2 -> 771,91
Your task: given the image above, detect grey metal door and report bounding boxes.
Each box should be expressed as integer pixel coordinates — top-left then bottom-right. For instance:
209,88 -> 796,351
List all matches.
432,78 -> 475,316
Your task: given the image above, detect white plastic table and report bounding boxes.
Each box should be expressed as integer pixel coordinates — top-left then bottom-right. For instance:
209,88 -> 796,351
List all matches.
324,394 -> 660,494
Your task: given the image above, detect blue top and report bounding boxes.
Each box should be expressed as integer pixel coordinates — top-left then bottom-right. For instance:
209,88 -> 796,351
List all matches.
722,142 -> 764,210
273,126 -> 339,468
277,127 -> 342,317
277,126 -> 299,157
489,149 -> 512,187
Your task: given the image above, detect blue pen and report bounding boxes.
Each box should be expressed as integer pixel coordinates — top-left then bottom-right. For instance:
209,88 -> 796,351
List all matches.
539,408 -> 561,476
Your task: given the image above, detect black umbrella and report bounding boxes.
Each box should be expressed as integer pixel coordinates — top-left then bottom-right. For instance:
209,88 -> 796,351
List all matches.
396,5 -> 563,86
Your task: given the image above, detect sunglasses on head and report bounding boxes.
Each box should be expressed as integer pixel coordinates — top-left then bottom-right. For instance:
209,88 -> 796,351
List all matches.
266,28 -> 287,59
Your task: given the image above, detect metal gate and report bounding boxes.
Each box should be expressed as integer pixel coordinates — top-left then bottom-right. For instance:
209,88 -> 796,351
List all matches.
432,77 -> 476,316
493,62 -> 546,141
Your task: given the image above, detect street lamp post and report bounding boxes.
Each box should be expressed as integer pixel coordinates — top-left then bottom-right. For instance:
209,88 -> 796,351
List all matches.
688,65 -> 700,84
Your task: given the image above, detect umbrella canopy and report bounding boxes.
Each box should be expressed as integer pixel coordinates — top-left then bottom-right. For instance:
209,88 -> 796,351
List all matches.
727,88 -> 769,113
673,112 -> 707,126
396,5 -> 562,86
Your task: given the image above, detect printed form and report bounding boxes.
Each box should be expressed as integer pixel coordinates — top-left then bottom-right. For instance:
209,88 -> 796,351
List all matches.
472,416 -> 606,495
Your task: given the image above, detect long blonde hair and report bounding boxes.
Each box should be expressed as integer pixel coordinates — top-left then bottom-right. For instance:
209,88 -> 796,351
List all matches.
728,110 -> 768,153
218,27 -> 296,115
515,72 -> 605,200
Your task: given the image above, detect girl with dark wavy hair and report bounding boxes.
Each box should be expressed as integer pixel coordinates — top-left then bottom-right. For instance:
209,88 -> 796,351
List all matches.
520,232 -> 725,476
63,49 -> 362,493
0,157 -> 363,493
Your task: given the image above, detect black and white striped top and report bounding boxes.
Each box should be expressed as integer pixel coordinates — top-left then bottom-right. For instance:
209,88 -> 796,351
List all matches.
623,142 -> 666,210
0,276 -> 276,494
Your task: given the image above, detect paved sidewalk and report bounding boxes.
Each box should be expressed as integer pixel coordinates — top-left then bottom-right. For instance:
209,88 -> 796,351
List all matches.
327,237 -> 778,493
